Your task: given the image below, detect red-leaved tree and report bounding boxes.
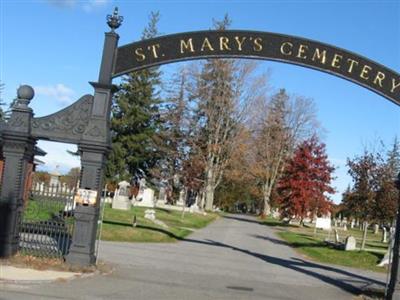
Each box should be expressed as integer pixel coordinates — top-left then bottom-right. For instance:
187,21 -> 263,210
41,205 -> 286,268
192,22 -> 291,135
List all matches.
277,136 -> 335,223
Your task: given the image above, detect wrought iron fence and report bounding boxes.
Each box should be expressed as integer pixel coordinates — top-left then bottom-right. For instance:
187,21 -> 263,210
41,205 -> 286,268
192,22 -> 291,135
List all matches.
19,183 -> 76,258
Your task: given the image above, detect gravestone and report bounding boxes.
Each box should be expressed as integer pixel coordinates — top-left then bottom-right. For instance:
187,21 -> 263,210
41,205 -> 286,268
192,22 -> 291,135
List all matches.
350,219 -> 355,229
374,224 -> 379,234
334,229 -> 340,244
343,223 -> 348,231
382,227 -> 388,243
344,236 -> 357,251
112,181 -> 131,210
135,187 -> 155,208
177,189 -> 185,206
315,217 -> 331,230
144,209 -> 156,220
49,166 -> 61,187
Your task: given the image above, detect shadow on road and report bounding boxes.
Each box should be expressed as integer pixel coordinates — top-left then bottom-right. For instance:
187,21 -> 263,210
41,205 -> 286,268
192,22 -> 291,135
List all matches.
179,237 -> 384,297
102,220 -> 184,239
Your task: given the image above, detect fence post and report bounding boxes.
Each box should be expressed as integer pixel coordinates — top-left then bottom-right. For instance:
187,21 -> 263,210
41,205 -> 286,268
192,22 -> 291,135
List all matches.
0,85 -> 36,258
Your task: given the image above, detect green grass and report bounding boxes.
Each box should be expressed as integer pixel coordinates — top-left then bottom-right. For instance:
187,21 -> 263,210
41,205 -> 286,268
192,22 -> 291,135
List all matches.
262,217 -> 388,273
24,198 -> 65,222
99,205 -> 218,243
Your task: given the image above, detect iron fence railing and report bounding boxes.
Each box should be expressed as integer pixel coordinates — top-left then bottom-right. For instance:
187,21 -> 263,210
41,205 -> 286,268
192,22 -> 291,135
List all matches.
19,183 -> 76,258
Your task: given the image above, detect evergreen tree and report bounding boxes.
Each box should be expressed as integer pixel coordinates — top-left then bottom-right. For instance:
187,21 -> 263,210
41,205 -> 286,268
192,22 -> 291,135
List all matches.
106,12 -> 162,182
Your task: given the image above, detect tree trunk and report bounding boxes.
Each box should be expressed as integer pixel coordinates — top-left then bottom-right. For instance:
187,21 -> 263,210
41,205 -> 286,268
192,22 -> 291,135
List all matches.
205,165 -> 215,211
361,221 -> 368,250
262,183 -> 272,217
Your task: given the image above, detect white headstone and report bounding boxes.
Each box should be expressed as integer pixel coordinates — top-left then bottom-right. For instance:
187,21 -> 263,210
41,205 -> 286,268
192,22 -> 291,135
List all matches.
382,227 -> 388,243
374,224 -> 379,234
135,188 -> 155,208
144,209 -> 156,220
315,217 -> 331,230
112,181 -> 131,210
334,229 -> 340,244
350,219 -> 355,229
344,236 -> 357,251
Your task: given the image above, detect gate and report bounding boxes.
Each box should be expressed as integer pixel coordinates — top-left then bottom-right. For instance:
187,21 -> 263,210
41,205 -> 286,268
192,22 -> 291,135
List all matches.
19,183 -> 75,258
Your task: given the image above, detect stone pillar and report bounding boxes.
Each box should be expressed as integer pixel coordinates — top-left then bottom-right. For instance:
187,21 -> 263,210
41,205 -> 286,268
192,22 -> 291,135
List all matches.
0,85 -> 35,258
66,10 -> 120,266
388,173 -> 400,300
66,144 -> 108,265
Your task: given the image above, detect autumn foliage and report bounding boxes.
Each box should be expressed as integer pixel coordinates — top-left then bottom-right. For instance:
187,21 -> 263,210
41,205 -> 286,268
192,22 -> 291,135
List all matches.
277,136 -> 335,222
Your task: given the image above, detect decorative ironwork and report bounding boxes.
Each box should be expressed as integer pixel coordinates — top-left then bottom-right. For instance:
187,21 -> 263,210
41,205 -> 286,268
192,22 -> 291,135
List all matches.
107,7 -> 123,32
19,183 -> 76,258
31,94 -> 93,144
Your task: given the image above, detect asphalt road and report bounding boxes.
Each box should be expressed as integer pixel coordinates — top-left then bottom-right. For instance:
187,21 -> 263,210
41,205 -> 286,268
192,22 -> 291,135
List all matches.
1,214 -> 387,300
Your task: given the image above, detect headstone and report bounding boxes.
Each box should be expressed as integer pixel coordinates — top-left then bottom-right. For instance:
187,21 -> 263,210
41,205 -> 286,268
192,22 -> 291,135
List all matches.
177,189 -> 185,206
112,180 -> 131,210
315,217 -> 331,230
144,209 -> 156,221
158,187 -> 166,203
49,166 -> 61,187
350,219 -> 355,229
344,236 -> 357,251
343,223 -> 347,231
382,227 -> 388,243
374,224 -> 379,234
135,188 -> 155,208
334,229 -> 340,244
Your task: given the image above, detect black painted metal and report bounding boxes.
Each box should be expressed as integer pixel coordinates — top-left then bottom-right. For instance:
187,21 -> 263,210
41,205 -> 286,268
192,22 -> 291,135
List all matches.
19,183 -> 75,258
113,30 -> 400,106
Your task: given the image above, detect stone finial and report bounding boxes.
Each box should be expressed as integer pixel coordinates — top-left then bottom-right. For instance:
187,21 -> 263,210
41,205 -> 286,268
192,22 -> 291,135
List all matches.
17,85 -> 34,100
14,85 -> 34,109
106,7 -> 123,32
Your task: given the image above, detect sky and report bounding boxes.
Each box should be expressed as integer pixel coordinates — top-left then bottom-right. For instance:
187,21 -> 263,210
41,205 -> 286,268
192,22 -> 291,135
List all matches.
1,0 -> 399,203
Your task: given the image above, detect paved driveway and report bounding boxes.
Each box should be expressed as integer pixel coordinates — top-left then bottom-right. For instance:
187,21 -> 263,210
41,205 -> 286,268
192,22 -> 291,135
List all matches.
1,214 -> 386,299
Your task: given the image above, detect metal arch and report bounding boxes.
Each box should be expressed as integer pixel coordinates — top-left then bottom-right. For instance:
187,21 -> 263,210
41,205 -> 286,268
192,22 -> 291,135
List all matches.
112,30 -> 400,107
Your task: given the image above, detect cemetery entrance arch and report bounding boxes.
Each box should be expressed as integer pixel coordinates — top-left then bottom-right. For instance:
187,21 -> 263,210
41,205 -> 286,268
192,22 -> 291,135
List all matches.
0,7 -> 399,299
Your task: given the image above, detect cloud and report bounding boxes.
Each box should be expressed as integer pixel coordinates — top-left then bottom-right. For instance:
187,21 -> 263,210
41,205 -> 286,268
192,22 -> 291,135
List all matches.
36,141 -> 80,174
47,0 -> 110,12
34,83 -> 75,106
83,0 -> 109,12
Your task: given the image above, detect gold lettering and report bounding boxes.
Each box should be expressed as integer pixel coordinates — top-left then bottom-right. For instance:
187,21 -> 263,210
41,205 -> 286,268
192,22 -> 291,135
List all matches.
253,38 -> 263,52
134,48 -> 146,62
360,65 -> 372,80
331,54 -> 343,69
280,42 -> 293,55
180,38 -> 195,54
311,48 -> 326,64
234,36 -> 246,51
373,71 -> 386,87
201,38 -> 214,52
297,44 -> 308,59
347,58 -> 359,73
148,44 -> 161,59
391,78 -> 400,93
219,36 -> 231,51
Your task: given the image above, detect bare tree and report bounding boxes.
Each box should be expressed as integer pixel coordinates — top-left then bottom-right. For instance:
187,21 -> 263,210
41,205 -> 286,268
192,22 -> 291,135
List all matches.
249,89 -> 318,216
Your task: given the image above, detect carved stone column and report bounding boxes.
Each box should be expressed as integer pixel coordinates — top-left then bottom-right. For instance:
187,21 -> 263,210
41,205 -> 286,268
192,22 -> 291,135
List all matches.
0,85 -> 36,258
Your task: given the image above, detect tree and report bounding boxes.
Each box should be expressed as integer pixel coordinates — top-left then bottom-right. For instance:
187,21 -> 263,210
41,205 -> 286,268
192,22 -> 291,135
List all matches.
150,69 -> 190,201
277,136 -> 335,223
345,150 -> 379,223
188,16 -> 267,210
106,12 -> 162,183
249,89 -> 318,216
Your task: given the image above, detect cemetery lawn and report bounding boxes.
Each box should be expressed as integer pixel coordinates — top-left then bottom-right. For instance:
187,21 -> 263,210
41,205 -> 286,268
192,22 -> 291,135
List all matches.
100,204 -> 218,242
262,218 -> 387,273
